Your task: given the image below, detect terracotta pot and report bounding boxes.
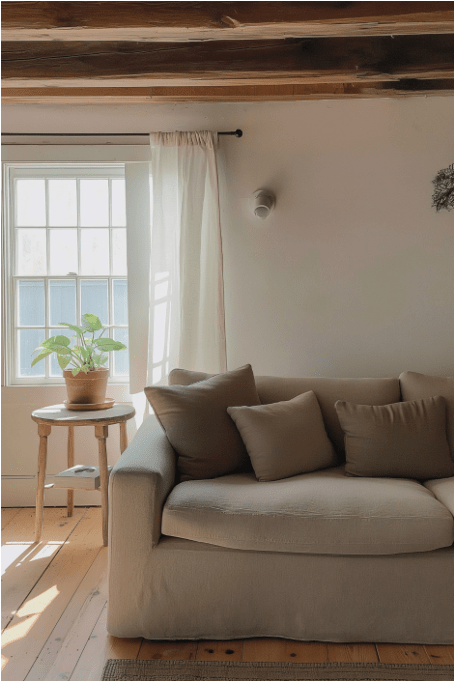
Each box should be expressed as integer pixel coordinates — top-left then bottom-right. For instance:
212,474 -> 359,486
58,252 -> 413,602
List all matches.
63,368 -> 109,405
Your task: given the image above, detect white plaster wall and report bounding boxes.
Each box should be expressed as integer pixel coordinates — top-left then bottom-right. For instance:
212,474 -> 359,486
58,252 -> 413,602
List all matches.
2,96 -> 454,506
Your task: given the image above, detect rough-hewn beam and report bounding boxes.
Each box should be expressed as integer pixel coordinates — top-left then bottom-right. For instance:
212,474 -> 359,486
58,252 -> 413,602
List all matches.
2,2 -> 454,41
2,35 -> 454,88
150,80 -> 454,100
3,80 -> 453,104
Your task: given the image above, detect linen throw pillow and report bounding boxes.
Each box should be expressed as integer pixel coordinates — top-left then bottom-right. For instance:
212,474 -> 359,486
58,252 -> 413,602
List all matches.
400,371 -> 454,456
145,364 -> 260,481
228,391 -> 337,481
335,396 -> 454,479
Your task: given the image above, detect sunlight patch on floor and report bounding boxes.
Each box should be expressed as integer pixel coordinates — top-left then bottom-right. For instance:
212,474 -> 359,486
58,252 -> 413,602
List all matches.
1,614 -> 40,667
2,542 -> 63,574
16,585 -> 60,618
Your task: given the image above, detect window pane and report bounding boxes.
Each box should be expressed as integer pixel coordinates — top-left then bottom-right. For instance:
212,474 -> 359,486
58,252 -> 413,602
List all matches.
18,280 -> 45,326
111,179 -> 126,226
19,329 -> 46,377
80,179 -> 109,227
113,280 -> 128,325
113,328 -> 129,376
50,280 -> 76,326
15,179 -> 46,226
49,328 -> 73,377
48,179 -> 77,226
112,229 -> 127,275
16,229 -> 47,275
80,229 -> 109,275
49,229 -> 78,275
81,280 -> 108,324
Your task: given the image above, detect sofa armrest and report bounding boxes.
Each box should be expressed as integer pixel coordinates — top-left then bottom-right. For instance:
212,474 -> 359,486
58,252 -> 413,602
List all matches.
424,477 -> 454,518
108,414 -> 176,635
109,413 -> 176,548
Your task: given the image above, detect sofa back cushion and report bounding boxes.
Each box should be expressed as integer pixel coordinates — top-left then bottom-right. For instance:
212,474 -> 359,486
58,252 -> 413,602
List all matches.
400,371 -> 454,456
255,376 -> 400,457
169,370 -> 400,458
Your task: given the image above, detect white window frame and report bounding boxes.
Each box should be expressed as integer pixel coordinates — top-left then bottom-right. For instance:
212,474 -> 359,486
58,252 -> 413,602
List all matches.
2,144 -> 151,388
2,156 -> 136,387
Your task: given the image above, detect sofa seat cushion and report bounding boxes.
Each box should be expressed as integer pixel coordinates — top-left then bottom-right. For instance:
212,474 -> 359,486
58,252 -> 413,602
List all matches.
162,466 -> 454,556
424,477 -> 454,517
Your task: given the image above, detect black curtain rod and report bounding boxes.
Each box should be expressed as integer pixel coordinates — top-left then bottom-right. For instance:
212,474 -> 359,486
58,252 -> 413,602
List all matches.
2,129 -> 243,138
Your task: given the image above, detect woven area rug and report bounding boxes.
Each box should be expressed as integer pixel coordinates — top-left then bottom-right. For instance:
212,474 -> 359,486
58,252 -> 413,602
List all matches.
101,659 -> 454,681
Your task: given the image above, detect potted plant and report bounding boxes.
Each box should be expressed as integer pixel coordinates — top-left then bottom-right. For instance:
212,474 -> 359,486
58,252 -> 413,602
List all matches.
31,313 -> 126,406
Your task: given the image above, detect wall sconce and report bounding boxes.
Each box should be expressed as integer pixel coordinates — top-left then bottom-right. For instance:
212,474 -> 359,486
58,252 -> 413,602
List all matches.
251,189 -> 275,219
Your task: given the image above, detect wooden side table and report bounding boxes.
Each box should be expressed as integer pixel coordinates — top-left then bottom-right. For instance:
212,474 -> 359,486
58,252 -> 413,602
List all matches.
31,403 -> 135,546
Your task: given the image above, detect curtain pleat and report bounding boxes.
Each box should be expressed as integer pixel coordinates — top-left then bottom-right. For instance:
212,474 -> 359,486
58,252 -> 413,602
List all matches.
126,131 -> 227,393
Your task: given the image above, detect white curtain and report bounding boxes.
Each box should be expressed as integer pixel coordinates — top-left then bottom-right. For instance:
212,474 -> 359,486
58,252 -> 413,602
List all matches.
126,131 -> 227,394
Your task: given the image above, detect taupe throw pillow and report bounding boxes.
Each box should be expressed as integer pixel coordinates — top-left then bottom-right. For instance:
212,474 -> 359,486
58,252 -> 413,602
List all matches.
145,365 -> 260,481
335,397 -> 454,479
228,391 -> 337,481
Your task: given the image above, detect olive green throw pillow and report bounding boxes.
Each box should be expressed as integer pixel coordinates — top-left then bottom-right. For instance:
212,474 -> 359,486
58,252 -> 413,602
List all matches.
145,364 -> 260,481
228,391 -> 337,481
335,396 -> 454,480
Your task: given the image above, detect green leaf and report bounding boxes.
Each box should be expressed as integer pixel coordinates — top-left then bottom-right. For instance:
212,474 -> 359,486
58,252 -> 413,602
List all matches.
58,355 -> 72,370
71,367 -> 81,376
31,349 -> 52,367
59,322 -> 84,335
40,336 -> 60,348
82,313 -> 103,333
94,338 -> 126,351
47,344 -> 71,355
41,335 -> 71,350
53,335 -> 71,346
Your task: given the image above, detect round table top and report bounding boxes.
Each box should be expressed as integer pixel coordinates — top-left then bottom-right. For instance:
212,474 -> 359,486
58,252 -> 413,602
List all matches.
31,403 -> 136,426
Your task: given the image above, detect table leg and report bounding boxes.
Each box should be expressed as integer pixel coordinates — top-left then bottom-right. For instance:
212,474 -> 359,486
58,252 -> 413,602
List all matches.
95,424 -> 109,547
67,425 -> 75,517
35,424 -> 51,543
119,421 -> 128,454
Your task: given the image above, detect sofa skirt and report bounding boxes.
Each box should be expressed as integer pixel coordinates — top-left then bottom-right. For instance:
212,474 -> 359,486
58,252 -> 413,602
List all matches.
107,536 -> 454,643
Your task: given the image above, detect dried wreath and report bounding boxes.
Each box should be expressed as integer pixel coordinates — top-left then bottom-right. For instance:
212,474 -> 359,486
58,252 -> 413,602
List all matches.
432,164 -> 454,212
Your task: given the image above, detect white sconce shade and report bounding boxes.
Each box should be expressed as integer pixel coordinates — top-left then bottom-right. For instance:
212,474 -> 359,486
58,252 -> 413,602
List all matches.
251,189 -> 275,219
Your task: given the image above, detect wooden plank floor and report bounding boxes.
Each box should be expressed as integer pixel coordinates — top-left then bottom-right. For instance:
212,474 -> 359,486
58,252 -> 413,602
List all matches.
2,507 -> 454,681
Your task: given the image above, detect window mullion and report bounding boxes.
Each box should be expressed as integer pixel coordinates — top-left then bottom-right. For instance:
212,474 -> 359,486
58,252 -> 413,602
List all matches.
108,179 -> 114,375
109,277 -> 114,375
76,277 -> 81,328
44,276 -> 50,379
45,180 -> 50,379
76,178 -> 81,285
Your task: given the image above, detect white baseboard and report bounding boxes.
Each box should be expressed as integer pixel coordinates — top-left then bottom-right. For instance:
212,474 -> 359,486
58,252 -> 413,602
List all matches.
1,476 -> 102,507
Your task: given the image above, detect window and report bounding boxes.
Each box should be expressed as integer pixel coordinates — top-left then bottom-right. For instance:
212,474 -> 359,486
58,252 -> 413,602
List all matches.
3,164 -> 129,384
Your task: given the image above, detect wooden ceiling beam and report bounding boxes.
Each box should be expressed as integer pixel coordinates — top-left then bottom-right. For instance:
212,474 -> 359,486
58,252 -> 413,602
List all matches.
2,35 -> 454,88
2,2 -> 454,41
3,80 -> 454,105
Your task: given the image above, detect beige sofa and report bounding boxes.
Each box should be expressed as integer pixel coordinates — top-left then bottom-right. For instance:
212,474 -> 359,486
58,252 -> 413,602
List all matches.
107,371 -> 454,643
